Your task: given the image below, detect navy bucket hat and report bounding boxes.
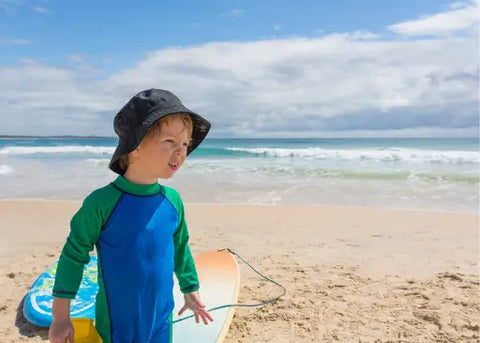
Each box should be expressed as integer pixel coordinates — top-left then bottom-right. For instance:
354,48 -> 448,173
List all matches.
109,89 -> 211,175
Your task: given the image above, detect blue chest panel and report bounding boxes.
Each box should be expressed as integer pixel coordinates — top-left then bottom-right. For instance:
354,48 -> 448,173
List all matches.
97,192 -> 179,341
99,193 -> 178,259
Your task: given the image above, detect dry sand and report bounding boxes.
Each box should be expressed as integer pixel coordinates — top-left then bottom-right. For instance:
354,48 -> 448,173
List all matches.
0,200 -> 478,342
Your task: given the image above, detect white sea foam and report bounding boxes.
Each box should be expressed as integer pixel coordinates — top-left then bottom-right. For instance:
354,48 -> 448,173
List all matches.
84,158 -> 110,165
0,146 -> 114,155
225,147 -> 480,164
0,165 -> 13,175
2,145 -> 478,165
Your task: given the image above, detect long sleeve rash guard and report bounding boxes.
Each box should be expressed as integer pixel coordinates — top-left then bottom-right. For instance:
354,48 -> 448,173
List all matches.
52,175 -> 199,343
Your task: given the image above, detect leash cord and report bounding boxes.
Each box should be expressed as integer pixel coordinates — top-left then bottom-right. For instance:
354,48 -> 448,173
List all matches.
172,248 -> 286,324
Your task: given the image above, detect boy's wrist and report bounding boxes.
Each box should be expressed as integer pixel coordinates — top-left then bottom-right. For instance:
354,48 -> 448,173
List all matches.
181,283 -> 200,294
52,297 -> 71,320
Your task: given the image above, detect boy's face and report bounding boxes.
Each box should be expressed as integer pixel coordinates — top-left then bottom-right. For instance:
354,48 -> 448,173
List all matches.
132,116 -> 191,179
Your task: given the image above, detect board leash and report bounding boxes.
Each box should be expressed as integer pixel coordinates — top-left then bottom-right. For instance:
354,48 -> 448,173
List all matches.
172,248 -> 287,324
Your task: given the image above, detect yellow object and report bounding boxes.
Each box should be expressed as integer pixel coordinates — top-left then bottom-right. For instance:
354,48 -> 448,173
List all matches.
70,318 -> 103,343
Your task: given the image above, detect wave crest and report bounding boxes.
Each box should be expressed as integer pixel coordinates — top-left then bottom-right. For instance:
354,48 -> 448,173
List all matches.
225,147 -> 480,164
0,146 -> 115,155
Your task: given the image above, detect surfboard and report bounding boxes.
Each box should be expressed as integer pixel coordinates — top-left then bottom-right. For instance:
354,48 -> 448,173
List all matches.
173,249 -> 240,343
23,250 -> 240,343
23,255 -> 99,327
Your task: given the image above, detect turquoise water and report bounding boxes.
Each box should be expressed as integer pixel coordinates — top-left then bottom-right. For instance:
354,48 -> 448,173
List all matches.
0,137 -> 478,211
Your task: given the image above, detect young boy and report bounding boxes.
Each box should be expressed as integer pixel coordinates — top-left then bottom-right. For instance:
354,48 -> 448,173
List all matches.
49,89 -> 213,343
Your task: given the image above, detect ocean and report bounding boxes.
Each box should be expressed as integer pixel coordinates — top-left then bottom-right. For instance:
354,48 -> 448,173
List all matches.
0,137 -> 478,212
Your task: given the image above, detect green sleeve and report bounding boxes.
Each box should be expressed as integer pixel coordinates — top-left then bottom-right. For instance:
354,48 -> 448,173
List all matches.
163,186 -> 200,294
52,184 -> 122,299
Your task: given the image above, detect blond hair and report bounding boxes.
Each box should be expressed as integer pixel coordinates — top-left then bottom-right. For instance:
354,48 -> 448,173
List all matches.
119,113 -> 193,172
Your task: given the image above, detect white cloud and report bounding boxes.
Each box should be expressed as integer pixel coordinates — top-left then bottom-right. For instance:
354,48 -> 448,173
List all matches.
6,38 -> 30,45
230,9 -> 245,18
74,64 -> 105,78
30,6 -> 49,14
0,0 -> 21,11
0,1 -> 49,13
326,30 -> 381,41
219,9 -> 245,19
389,0 -> 479,36
0,5 -> 478,137
65,54 -> 105,78
449,1 -> 473,10
273,24 -> 281,31
0,61 -> 116,135
18,58 -> 38,64
110,33 -> 476,130
67,54 -> 86,63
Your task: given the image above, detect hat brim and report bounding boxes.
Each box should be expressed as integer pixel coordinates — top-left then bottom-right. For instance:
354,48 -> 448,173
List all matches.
109,138 -> 132,175
109,106 -> 211,175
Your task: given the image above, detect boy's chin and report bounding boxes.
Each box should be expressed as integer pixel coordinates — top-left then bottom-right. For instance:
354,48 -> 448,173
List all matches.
157,171 -> 176,180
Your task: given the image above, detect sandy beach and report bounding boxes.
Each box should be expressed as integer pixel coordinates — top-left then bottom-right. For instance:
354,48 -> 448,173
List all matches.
0,200 -> 478,342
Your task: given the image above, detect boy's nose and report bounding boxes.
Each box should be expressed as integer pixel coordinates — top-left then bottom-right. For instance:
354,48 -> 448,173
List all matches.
175,146 -> 187,155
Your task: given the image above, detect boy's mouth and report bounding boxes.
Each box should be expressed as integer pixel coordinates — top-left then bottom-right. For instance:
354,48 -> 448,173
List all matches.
168,162 -> 179,171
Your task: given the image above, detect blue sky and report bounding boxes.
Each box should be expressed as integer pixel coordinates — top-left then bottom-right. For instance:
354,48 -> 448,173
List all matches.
0,0 -> 478,137
0,1 -> 454,70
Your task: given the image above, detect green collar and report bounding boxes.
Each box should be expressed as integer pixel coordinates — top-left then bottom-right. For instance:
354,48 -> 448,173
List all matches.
112,175 -> 161,196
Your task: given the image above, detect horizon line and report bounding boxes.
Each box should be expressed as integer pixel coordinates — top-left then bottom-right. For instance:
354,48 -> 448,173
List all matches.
0,135 -> 478,139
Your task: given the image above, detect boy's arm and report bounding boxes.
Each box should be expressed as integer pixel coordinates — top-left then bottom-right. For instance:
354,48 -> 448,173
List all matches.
173,199 -> 200,294
52,194 -> 104,299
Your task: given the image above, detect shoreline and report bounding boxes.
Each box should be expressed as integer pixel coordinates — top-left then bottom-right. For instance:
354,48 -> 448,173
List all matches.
0,197 -> 478,215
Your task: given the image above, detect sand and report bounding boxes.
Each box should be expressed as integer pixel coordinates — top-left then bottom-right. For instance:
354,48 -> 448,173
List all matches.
0,200 -> 478,342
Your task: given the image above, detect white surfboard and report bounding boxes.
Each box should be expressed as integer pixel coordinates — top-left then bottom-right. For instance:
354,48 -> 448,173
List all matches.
172,249 -> 241,343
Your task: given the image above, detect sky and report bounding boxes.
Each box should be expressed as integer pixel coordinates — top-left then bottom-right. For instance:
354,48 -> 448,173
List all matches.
0,0 -> 478,138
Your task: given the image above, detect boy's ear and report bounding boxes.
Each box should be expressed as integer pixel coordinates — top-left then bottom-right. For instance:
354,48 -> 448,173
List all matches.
130,148 -> 140,158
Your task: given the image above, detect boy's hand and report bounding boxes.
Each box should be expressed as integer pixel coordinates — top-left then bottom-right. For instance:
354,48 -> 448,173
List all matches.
178,290 -> 214,325
48,318 -> 74,343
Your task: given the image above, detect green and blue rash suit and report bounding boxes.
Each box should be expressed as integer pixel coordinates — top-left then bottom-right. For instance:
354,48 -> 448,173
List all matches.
52,175 -> 200,343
